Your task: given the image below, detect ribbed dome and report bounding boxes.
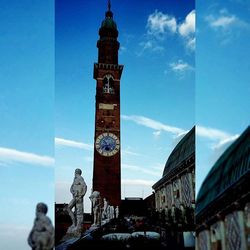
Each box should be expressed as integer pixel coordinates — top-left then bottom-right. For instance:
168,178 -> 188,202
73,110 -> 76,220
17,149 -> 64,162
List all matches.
101,16 -> 117,30
99,10 -> 118,39
163,126 -> 195,177
196,126 -> 250,217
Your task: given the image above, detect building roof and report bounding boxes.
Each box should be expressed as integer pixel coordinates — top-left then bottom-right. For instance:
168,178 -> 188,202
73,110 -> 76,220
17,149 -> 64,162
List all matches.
101,16 -> 117,30
163,126 -> 195,177
196,126 -> 250,217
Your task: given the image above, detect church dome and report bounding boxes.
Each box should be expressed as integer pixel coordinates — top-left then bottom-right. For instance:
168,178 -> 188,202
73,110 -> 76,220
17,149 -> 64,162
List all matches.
196,126 -> 250,217
99,8 -> 118,38
162,126 -> 195,178
101,15 -> 117,30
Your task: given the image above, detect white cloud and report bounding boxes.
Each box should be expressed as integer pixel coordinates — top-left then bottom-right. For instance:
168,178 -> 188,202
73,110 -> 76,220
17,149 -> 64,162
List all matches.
139,9 -> 195,55
169,59 -> 194,75
153,130 -> 161,138
187,37 -> 195,51
179,10 -> 195,37
205,8 -> 249,45
206,9 -> 248,31
211,16 -> 236,28
121,115 -> 239,152
120,46 -> 127,52
178,10 -> 196,51
211,134 -> 239,150
197,125 -> 239,150
55,137 -> 93,151
122,163 -> 162,177
206,14 -> 238,29
137,39 -> 165,56
147,10 -> 177,36
140,40 -> 152,50
121,115 -> 186,136
196,126 -> 232,141
137,10 -> 176,56
0,147 -> 54,167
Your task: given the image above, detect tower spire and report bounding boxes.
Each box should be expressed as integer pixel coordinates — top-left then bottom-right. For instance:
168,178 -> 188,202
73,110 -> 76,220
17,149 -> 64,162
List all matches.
105,0 -> 113,18
108,0 -> 111,11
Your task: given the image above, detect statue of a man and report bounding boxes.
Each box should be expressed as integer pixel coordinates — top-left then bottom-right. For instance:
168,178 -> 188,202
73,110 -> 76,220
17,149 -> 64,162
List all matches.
89,191 -> 101,226
28,203 -> 54,250
115,206 -> 119,219
66,168 -> 87,235
102,197 -> 108,220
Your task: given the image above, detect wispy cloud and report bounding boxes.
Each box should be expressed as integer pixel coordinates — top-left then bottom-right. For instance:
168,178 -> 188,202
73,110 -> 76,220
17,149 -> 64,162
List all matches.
197,125 -> 239,150
196,126 -> 232,141
209,15 -> 237,28
153,130 -> 161,138
205,9 -> 248,44
121,115 -> 186,136
179,10 -> 195,36
169,59 -> 194,77
55,137 -> 93,151
147,10 -> 177,37
178,10 -> 196,51
205,8 -> 247,30
0,147 -> 54,167
122,163 -> 162,177
211,134 -> 239,150
121,179 -> 155,187
138,40 -> 165,55
138,9 -> 195,55
122,114 -> 239,151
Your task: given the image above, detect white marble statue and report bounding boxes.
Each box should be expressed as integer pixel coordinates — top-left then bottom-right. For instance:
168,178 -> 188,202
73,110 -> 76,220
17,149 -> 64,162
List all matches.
28,202 -> 54,250
110,206 -> 115,219
115,206 -> 119,219
89,191 -> 102,226
66,168 -> 87,236
102,197 -> 108,220
106,205 -> 111,220
106,205 -> 114,220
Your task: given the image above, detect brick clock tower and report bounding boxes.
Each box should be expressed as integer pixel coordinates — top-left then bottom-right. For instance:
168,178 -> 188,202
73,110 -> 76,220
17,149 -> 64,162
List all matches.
92,1 -> 123,206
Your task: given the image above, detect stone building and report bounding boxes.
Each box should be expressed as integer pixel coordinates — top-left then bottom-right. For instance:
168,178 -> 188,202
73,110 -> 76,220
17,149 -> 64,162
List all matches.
196,126 -> 250,250
152,126 -> 195,245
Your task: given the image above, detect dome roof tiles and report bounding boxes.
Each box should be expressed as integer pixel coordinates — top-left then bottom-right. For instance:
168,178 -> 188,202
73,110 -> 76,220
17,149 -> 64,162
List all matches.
163,126 -> 195,177
196,126 -> 250,217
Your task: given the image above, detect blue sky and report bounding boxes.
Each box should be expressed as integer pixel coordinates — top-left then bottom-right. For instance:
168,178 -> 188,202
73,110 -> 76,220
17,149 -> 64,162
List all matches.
196,0 -> 250,194
0,1 -> 54,249
0,0 -> 250,249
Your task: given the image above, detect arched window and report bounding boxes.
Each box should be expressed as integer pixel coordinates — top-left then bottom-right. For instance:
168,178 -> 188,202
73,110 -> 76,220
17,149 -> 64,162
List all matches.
103,74 -> 115,94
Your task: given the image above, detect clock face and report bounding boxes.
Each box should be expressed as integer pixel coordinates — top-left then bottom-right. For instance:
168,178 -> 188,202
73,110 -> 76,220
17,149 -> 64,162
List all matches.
95,132 -> 120,157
